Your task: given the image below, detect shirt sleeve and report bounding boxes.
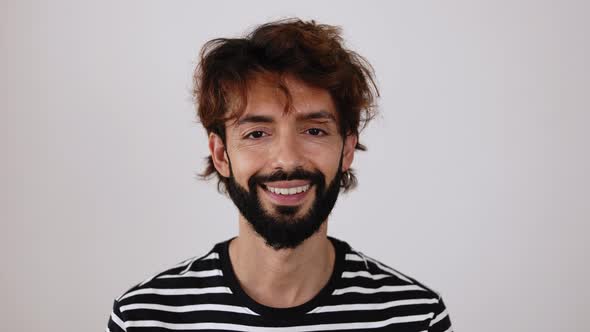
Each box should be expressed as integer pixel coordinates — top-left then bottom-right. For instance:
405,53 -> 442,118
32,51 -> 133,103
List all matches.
428,295 -> 453,332
106,299 -> 127,332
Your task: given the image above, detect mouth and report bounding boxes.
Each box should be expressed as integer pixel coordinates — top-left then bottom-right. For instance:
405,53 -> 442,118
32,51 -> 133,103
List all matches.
260,181 -> 313,206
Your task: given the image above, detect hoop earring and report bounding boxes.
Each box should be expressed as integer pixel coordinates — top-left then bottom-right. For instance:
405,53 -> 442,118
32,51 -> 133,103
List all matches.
343,170 -> 351,184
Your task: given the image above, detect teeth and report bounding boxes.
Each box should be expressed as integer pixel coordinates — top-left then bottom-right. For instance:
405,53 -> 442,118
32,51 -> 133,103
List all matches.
266,184 -> 310,195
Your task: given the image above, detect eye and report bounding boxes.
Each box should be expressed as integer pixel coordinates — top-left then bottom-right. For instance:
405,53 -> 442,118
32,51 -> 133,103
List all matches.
306,128 -> 327,136
245,130 -> 267,139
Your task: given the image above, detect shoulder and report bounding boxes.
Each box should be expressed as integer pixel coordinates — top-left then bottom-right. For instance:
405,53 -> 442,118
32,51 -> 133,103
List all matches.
346,253 -> 441,294
106,247 -> 226,331
333,238 -> 453,330
112,244 -> 226,307
338,238 -> 442,298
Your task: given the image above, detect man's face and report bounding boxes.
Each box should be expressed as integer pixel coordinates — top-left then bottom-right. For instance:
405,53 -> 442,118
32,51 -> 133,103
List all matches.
209,75 -> 356,250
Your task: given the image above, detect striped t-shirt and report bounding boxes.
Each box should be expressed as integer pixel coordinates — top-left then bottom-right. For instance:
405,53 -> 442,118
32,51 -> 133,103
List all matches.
107,237 -> 452,331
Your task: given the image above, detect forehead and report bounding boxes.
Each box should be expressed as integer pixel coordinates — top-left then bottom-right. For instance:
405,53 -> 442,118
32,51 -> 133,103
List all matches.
231,73 -> 337,123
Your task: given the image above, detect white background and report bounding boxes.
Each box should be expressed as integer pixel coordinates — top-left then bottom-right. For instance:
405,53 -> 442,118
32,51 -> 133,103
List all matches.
1,0 -> 589,331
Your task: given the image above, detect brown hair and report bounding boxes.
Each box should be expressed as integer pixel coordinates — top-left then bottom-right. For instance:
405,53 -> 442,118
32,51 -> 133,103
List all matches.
193,18 -> 379,193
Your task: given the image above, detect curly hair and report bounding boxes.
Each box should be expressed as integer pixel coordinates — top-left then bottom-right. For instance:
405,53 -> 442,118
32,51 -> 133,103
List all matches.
193,18 -> 379,193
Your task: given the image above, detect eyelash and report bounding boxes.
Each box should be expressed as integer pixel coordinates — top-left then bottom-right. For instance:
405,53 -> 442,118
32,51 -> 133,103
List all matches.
305,128 -> 327,136
244,128 -> 327,139
244,131 -> 268,139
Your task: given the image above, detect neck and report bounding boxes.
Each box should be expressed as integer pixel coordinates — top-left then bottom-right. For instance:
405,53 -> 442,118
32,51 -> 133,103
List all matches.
228,215 -> 335,308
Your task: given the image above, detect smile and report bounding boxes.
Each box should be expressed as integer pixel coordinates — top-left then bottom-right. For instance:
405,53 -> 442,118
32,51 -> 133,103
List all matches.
260,181 -> 313,206
265,184 -> 311,195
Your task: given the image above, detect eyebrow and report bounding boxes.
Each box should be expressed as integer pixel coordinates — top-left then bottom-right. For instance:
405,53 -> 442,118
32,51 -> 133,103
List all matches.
236,111 -> 337,126
298,111 -> 337,122
236,115 -> 274,126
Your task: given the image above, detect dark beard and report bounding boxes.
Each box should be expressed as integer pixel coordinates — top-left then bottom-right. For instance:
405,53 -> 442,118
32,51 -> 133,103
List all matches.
226,155 -> 343,250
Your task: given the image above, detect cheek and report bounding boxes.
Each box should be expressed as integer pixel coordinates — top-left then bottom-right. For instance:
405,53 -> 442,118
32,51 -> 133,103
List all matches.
228,149 -> 265,188
299,133 -> 342,152
301,139 -> 343,169
229,136 -> 343,179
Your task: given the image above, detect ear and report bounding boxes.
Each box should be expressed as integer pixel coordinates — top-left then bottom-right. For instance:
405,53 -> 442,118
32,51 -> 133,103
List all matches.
342,134 -> 358,172
208,132 -> 230,178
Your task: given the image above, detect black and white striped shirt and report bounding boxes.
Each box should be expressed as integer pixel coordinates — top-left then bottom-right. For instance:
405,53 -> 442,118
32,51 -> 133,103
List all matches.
107,237 -> 452,331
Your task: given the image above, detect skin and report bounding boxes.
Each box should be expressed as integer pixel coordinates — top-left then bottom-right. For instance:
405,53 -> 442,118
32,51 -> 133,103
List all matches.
208,74 -> 357,308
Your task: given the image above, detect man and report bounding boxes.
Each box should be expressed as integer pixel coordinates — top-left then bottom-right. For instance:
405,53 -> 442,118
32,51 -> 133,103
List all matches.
107,18 -> 453,331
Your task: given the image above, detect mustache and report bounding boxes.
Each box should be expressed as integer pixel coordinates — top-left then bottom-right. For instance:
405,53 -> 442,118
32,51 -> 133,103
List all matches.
248,167 -> 324,187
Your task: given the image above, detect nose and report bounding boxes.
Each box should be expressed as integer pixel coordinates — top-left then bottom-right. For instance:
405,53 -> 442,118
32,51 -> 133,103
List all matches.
268,130 -> 304,171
